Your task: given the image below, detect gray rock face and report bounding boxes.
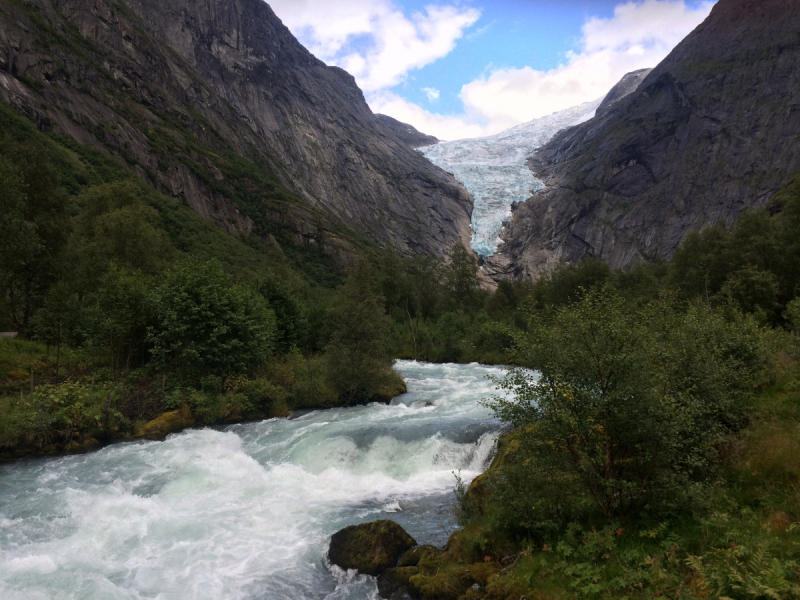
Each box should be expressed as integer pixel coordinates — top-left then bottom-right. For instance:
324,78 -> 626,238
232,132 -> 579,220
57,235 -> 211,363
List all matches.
493,0 -> 800,280
595,68 -> 652,118
376,114 -> 439,149
0,0 -> 472,259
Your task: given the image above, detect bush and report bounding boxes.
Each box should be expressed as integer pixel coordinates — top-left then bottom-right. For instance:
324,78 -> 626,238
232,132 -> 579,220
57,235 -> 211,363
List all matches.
486,290 -> 765,524
324,264 -> 394,405
147,259 -> 276,383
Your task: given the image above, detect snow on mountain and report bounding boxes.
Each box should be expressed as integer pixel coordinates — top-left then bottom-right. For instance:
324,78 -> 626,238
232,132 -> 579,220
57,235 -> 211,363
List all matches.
419,99 -> 602,257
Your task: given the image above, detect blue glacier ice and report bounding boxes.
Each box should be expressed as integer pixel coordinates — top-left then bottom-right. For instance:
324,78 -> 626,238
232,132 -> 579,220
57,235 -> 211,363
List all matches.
419,99 -> 603,258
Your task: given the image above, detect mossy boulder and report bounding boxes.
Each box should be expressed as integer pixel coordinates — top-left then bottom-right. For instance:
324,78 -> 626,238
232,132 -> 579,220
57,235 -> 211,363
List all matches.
377,566 -> 421,599
398,545 -> 441,568
64,436 -> 100,454
374,372 -> 409,404
329,520 -> 417,576
135,404 -> 194,439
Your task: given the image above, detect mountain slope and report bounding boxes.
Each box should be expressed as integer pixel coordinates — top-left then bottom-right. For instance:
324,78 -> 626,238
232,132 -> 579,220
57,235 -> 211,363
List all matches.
375,114 -> 439,149
494,0 -> 800,279
0,0 -> 472,261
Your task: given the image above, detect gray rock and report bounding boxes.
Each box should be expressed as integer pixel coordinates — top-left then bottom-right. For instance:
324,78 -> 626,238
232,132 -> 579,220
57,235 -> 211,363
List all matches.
494,0 -> 800,280
328,520 -> 417,577
0,0 -> 473,261
376,114 -> 439,149
595,68 -> 652,118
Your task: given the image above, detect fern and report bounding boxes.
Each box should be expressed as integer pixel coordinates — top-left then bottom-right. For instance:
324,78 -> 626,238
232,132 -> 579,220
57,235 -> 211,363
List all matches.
687,541 -> 800,599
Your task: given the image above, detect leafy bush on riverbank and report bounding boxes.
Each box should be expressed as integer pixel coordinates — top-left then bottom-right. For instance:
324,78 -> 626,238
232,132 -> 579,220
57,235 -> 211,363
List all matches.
408,319 -> 800,599
398,181 -> 800,599
418,185 -> 800,598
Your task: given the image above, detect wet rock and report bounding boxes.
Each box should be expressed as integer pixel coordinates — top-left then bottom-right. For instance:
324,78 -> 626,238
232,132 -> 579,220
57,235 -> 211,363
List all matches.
135,404 -> 194,439
328,520 -> 417,576
373,376 -> 408,404
64,436 -> 100,454
397,545 -> 441,568
377,566 -> 421,600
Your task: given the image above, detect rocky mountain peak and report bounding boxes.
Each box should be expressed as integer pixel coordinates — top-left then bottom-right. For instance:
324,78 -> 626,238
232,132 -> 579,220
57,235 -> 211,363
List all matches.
595,68 -> 652,118
490,0 -> 800,280
0,0 -> 474,263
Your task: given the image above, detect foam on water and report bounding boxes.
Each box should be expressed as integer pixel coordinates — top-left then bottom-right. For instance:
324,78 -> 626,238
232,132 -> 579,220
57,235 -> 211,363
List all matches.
0,361 -> 507,599
419,100 -> 602,258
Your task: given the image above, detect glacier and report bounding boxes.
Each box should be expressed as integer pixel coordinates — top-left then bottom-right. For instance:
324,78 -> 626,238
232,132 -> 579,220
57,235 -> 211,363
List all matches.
419,99 -> 603,258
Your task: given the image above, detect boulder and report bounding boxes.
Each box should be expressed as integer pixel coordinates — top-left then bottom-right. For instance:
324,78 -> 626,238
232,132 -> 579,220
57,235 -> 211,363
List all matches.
328,520 -> 417,576
397,545 -> 441,568
135,404 -> 194,439
64,436 -> 100,454
377,566 -> 421,600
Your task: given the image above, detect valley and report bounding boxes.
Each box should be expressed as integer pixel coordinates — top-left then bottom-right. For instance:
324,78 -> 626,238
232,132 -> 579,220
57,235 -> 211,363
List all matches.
1,0 -> 800,598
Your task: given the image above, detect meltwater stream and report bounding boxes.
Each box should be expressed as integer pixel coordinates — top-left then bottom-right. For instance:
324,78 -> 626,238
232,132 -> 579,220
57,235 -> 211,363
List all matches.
0,361 -> 506,599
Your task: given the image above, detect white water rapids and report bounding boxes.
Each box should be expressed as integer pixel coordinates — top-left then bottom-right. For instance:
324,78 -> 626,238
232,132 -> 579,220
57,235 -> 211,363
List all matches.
0,361 -> 508,599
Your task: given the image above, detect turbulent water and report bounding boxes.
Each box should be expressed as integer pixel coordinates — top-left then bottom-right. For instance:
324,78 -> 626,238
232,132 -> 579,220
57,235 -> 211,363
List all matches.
0,361 -> 507,599
419,100 -> 602,258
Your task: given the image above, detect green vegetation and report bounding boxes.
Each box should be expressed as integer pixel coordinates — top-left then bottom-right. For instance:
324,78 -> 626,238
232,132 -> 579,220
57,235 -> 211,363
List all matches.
0,103 -> 407,459
405,177 -> 800,599
2,71 -> 800,595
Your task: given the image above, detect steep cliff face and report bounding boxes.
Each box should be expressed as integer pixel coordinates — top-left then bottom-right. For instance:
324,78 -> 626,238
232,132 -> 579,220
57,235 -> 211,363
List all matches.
0,0 -> 472,260
493,0 -> 800,279
594,68 -> 652,118
375,114 -> 439,149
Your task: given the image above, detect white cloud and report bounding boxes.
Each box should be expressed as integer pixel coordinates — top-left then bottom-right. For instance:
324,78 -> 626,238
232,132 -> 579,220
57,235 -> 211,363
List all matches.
456,0 -> 716,133
380,0 -> 714,140
270,0 -> 715,141
268,0 -> 479,92
369,90 -> 490,142
422,87 -> 440,102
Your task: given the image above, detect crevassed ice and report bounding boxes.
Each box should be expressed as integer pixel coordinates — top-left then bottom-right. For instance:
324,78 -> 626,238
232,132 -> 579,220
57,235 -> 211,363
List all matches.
419,99 -> 603,258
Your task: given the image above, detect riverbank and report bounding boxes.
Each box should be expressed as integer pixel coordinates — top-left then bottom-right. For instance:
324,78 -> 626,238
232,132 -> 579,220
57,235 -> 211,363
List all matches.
0,361 -> 503,598
0,337 -> 407,462
354,336 -> 800,599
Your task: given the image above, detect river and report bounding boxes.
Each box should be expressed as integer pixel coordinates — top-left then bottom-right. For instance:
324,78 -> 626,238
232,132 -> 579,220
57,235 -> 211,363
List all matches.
0,361 -> 507,599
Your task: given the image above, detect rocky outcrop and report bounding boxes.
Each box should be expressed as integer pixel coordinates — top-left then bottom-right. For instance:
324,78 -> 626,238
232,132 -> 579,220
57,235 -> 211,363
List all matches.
328,520 -> 417,576
595,68 -> 652,117
376,114 -> 439,149
0,0 -> 473,259
135,405 -> 194,440
493,0 -> 800,280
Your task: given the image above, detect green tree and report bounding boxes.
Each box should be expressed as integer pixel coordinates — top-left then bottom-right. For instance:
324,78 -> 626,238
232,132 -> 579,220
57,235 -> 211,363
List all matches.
443,243 -> 480,311
324,264 -> 394,404
529,257 -> 611,310
92,265 -> 153,379
71,181 -> 174,295
30,281 -> 78,376
0,146 -> 68,331
786,297 -> 800,333
487,290 -> 763,522
148,259 -> 276,383
718,265 -> 781,323
258,274 -> 307,355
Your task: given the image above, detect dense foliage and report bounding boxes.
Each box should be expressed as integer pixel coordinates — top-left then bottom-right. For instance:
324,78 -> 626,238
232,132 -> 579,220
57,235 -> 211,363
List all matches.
487,292 -> 764,527
428,178 -> 800,599
2,90 -> 800,598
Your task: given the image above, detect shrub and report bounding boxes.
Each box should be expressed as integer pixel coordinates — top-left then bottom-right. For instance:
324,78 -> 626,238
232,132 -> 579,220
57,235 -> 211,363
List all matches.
486,290 -> 765,523
147,259 -> 276,383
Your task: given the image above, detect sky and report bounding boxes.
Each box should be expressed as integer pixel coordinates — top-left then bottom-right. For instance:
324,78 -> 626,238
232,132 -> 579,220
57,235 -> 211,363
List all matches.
268,0 -> 716,141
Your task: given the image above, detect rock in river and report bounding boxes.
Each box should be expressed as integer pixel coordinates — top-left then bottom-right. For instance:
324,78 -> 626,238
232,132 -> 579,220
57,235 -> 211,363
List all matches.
328,520 -> 417,576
